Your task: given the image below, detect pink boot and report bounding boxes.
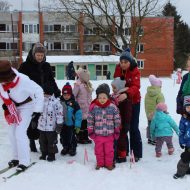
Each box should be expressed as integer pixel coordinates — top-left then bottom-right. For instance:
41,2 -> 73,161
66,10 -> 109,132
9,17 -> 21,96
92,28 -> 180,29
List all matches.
168,148 -> 174,155
156,152 -> 162,157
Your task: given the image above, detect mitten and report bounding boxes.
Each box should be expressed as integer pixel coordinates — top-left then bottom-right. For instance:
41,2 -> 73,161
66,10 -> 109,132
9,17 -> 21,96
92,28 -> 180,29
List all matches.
75,127 -> 80,134
31,112 -> 41,129
2,103 -> 8,111
180,144 -> 185,149
55,124 -> 62,134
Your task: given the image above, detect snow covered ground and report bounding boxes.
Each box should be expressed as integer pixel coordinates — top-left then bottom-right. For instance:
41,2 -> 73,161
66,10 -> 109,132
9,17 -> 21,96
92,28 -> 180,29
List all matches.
0,78 -> 189,190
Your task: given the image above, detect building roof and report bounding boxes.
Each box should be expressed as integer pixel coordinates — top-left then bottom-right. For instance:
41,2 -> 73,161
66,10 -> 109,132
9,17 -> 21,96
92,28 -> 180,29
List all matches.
22,55 -> 120,64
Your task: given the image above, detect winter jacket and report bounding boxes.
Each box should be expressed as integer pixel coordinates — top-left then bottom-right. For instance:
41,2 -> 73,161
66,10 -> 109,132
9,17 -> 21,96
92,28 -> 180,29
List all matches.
113,64 -> 141,104
60,96 -> 82,128
38,95 -> 63,131
176,73 -> 188,114
179,116 -> 190,147
150,111 -> 179,138
6,69 -> 44,113
19,49 -> 60,97
66,61 -> 76,80
145,86 -> 165,120
87,99 -> 121,138
73,80 -> 92,119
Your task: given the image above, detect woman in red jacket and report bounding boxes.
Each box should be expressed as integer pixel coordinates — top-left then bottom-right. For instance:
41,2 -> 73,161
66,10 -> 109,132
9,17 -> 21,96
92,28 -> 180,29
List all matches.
114,49 -> 142,161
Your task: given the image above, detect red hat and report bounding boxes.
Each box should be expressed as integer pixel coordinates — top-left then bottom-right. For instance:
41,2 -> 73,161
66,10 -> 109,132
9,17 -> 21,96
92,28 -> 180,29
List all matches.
62,82 -> 72,95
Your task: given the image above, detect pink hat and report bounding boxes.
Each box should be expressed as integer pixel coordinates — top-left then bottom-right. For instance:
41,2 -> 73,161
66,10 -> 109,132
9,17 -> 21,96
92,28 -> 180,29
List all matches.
156,103 -> 167,112
149,75 -> 162,87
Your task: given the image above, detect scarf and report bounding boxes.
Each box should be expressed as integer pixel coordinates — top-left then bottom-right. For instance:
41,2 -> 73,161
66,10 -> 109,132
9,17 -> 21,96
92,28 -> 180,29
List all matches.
0,76 -> 21,125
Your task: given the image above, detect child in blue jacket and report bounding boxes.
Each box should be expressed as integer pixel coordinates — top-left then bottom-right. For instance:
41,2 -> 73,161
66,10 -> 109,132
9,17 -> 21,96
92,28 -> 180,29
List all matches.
150,103 -> 179,157
60,82 -> 82,156
174,95 -> 190,179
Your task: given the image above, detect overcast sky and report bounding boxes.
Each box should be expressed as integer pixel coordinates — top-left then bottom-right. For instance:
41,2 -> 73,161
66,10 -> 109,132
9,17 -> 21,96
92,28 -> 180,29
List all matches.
6,0 -> 190,26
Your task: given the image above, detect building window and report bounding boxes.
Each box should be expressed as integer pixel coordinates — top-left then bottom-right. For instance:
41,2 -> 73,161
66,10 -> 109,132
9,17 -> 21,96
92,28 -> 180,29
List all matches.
0,42 -> 17,50
0,24 -> 6,31
124,27 -> 131,36
84,44 -> 92,52
136,26 -> 144,36
44,25 -> 53,32
84,27 -> 93,35
66,25 -> 76,33
66,43 -> 78,50
96,65 -> 108,76
24,24 -> 38,33
93,44 -> 100,51
54,42 -> 61,50
137,60 -> 144,69
104,44 -> 110,52
54,24 -> 61,32
137,43 -> 144,53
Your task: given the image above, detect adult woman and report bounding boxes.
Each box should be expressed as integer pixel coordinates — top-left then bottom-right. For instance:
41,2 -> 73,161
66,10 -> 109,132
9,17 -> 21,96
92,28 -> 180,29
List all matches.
19,42 -> 61,152
113,49 -> 142,161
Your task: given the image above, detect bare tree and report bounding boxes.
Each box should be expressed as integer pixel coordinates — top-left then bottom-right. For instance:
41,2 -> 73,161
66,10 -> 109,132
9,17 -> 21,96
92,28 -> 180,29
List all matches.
45,0 -> 166,55
0,0 -> 11,11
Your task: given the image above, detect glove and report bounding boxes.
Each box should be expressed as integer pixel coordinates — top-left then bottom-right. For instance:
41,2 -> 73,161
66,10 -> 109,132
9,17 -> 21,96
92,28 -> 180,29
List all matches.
55,124 -> 62,134
2,103 -> 8,111
75,127 -> 80,134
180,144 -> 185,149
31,112 -> 41,129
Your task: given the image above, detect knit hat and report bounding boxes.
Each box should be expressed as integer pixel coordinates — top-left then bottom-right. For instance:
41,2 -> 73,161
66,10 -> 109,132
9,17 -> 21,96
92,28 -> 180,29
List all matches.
120,48 -> 133,63
156,102 -> 167,112
76,68 -> 90,83
62,82 -> 72,95
184,95 -> 190,107
111,77 -> 126,92
0,60 -> 16,83
43,83 -> 54,95
32,42 -> 46,57
96,83 -> 110,97
149,75 -> 162,87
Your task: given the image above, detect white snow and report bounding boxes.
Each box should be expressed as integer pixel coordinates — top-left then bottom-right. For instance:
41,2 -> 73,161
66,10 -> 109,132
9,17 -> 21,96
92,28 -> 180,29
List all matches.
22,55 -> 120,64
0,78 -> 189,190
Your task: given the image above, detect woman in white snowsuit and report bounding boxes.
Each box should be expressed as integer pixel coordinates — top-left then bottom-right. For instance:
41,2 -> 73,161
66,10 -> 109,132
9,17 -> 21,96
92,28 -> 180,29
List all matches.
0,60 -> 44,171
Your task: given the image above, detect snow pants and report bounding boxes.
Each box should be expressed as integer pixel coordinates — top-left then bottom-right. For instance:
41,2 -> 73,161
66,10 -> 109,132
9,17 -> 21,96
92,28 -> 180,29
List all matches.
8,108 -> 32,166
94,136 -> 114,167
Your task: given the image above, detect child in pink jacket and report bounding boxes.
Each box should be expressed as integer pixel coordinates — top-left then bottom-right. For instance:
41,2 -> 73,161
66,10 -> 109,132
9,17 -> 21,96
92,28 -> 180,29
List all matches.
73,68 -> 93,144
87,83 -> 121,170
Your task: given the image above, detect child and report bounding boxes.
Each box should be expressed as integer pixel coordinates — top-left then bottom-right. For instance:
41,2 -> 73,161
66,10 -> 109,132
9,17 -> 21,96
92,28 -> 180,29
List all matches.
73,68 -> 93,144
111,77 -> 132,163
173,95 -> 190,179
145,75 -> 165,145
60,82 -> 82,156
0,60 -> 44,171
150,103 -> 179,157
37,83 -> 63,161
87,83 -> 121,170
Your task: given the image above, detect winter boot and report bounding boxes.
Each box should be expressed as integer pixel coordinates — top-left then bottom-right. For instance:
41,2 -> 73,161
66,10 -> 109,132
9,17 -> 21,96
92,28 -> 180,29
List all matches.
47,154 -> 55,162
16,164 -> 27,171
61,147 -> 69,156
106,164 -> 115,171
69,147 -> 76,156
173,173 -> 184,179
30,139 -> 37,152
156,152 -> 162,158
39,152 -> 47,160
95,165 -> 101,170
8,160 -> 19,168
186,168 -> 190,175
116,157 -> 127,163
168,148 -> 174,155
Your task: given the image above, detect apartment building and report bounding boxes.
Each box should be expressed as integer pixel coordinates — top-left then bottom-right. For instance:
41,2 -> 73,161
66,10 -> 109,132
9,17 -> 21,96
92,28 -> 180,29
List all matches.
0,11 -> 174,78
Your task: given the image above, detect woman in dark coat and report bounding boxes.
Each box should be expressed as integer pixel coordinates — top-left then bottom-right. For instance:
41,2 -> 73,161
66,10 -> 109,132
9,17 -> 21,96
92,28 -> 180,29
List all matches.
19,42 -> 61,152
66,61 -> 76,80
113,49 -> 142,161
